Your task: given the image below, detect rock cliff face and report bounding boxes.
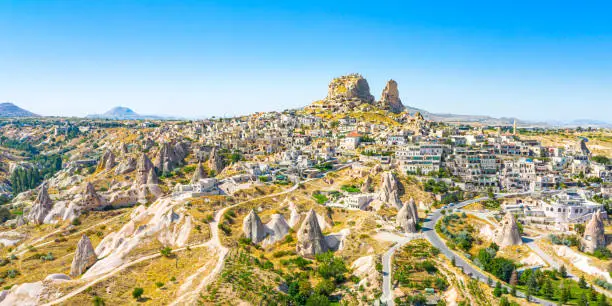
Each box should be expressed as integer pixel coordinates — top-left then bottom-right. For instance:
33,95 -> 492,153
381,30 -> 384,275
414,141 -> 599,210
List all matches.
208,148 -> 224,175
27,184 -> 53,225
243,210 -> 266,243
135,153 -> 154,185
70,235 -> 97,277
97,150 -> 116,171
325,74 -> 374,105
582,210 -> 606,253
191,162 -> 206,184
296,209 -> 329,257
494,213 -> 522,248
81,182 -> 104,209
378,172 -> 402,209
378,79 -> 404,113
396,203 -> 417,233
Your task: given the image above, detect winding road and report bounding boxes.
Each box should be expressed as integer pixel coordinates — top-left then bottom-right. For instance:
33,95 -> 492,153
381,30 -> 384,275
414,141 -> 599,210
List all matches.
420,194 -> 558,306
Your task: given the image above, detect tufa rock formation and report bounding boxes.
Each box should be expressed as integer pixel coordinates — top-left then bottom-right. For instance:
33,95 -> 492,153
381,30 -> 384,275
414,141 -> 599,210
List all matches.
191,162 -> 206,184
97,150 -> 116,171
27,184 -> 53,225
378,79 -> 405,113
135,153 -> 154,185
407,198 -> 419,222
80,182 -> 104,209
494,213 -> 522,248
296,209 -> 329,257
115,156 -> 136,175
378,172 -> 402,209
243,209 -> 266,243
146,167 -> 159,185
208,147 -> 224,175
265,214 -> 290,244
70,235 -> 97,277
326,74 -> 374,104
582,210 -> 606,253
396,202 -> 418,233
154,141 -> 188,175
361,176 -> 372,193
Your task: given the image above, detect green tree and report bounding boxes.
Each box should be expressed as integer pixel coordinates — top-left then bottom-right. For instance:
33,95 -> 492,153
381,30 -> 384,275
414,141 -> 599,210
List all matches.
578,293 -> 588,306
132,287 -> 144,300
315,252 -> 347,282
527,270 -> 538,296
499,296 -> 510,306
493,281 -> 502,297
559,265 -> 567,278
314,279 -> 335,296
305,293 -> 330,306
560,286 -> 570,304
579,275 -> 588,289
597,293 -> 609,306
542,279 -> 554,299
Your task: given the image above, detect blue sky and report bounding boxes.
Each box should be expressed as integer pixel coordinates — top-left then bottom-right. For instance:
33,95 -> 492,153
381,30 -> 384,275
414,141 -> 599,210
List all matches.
1,1 -> 611,121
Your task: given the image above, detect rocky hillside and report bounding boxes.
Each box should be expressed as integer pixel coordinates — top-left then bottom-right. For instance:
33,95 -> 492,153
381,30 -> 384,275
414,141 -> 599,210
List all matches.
0,103 -> 39,117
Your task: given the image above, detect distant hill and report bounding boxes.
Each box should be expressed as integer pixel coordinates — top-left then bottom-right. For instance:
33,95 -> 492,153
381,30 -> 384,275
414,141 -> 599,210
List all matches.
0,102 -> 39,118
87,106 -> 167,120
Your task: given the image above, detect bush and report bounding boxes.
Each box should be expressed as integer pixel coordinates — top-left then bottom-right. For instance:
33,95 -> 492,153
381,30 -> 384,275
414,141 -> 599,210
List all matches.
132,287 -> 144,300
155,281 -> 164,288
92,295 -> 105,306
160,247 -> 172,257
71,218 -> 81,226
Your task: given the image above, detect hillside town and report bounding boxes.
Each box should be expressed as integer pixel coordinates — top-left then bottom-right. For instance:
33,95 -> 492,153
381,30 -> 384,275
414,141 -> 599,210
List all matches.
0,74 -> 610,306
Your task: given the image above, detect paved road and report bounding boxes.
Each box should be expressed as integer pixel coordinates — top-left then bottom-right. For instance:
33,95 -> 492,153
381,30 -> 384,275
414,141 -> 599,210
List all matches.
380,234 -> 423,305
422,195 -> 558,306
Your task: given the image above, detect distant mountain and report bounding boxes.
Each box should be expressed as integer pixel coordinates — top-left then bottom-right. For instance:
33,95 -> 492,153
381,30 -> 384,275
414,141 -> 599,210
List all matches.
405,106 -> 611,128
87,106 -> 167,120
0,102 -> 39,118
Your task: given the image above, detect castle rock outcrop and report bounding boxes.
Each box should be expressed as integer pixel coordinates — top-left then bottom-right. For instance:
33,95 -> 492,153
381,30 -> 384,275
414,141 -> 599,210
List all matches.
326,74 -> 374,104
378,79 -> 404,113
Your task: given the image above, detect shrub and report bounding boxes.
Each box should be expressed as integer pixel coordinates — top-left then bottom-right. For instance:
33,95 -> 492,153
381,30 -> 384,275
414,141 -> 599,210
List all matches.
132,287 -> 144,300
155,281 -> 164,288
160,247 -> 172,257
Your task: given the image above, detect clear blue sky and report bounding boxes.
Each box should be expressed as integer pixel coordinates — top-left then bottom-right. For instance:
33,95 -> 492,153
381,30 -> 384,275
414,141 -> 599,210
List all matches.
1,0 -> 611,121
